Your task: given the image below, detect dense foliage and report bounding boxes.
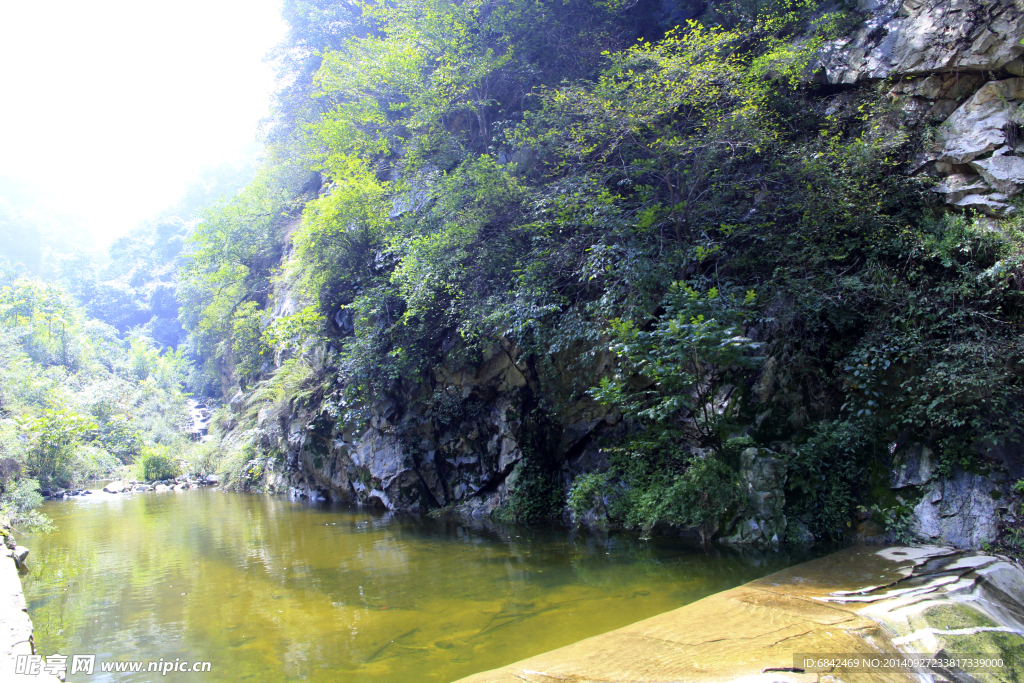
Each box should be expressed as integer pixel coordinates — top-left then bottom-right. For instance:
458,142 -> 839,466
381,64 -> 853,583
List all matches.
172,0 -> 1024,540
0,272 -> 200,528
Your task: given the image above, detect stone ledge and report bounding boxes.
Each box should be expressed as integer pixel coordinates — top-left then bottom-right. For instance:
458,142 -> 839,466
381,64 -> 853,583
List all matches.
454,546 -> 1024,683
0,544 -> 62,682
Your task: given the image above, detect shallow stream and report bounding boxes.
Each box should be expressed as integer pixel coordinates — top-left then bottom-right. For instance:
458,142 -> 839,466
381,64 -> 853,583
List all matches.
23,489 -> 819,682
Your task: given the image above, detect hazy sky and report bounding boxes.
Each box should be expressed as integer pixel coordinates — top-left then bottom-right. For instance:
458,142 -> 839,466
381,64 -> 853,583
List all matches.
0,0 -> 287,244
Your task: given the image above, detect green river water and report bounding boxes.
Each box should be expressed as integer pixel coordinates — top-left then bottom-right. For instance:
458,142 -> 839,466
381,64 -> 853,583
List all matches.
22,488 -> 817,682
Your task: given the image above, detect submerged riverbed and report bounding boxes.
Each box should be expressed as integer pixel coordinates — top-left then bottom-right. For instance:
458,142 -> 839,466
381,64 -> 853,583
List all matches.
22,489 -> 820,682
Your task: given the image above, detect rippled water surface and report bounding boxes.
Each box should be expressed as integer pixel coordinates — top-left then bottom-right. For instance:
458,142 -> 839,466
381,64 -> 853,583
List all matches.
23,489 -> 818,682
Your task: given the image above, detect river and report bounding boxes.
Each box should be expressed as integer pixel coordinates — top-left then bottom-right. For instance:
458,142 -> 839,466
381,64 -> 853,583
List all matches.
22,489 -> 819,682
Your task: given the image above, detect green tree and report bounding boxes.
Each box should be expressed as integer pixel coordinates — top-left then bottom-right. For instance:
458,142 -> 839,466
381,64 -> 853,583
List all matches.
594,283 -> 760,448
20,409 -> 97,488
570,283 -> 758,535
178,172 -> 286,390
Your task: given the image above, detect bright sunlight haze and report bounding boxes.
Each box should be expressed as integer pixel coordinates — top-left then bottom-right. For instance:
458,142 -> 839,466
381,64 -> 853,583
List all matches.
0,0 -> 286,244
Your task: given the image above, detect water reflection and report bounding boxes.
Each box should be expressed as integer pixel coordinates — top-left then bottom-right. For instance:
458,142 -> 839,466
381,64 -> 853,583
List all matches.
22,490 -> 820,682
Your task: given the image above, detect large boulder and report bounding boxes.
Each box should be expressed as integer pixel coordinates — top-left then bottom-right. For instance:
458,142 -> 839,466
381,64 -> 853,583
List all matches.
971,155 -> 1024,196
911,468 -> 1005,547
933,78 -> 1024,164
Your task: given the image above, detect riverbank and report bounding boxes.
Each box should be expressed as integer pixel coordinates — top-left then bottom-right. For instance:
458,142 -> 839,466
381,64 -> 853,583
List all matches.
0,524 -> 59,682
41,475 -> 220,500
455,545 -> 1024,683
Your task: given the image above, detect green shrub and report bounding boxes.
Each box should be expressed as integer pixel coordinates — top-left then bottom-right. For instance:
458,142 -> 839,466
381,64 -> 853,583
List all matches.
629,456 -> 741,535
184,440 -> 221,478
219,443 -> 270,491
568,432 -> 742,539
0,478 -> 53,532
141,449 -> 180,481
74,445 -> 120,484
492,459 -> 563,525
783,420 -> 872,541
98,414 -> 144,463
21,409 -> 97,488
567,471 -> 610,522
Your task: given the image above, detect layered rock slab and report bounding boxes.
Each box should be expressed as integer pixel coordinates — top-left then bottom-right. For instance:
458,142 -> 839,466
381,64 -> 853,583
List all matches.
817,0 -> 1024,85
813,0 -> 1024,218
454,546 -> 1024,683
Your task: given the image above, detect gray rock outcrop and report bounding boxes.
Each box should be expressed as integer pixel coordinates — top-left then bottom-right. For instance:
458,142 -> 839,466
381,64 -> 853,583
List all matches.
720,447 -> 788,547
817,0 -> 1024,84
933,79 -> 1024,164
890,443 -> 936,490
258,338 -> 617,515
925,78 -> 1024,215
890,443 -> 1009,548
816,0 -> 1024,217
912,469 -> 1005,547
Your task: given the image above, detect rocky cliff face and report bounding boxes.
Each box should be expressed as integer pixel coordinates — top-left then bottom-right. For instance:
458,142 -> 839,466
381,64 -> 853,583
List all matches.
241,0 -> 1024,548
818,0 -> 1023,83
819,0 -> 1024,217
253,339 -> 617,519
